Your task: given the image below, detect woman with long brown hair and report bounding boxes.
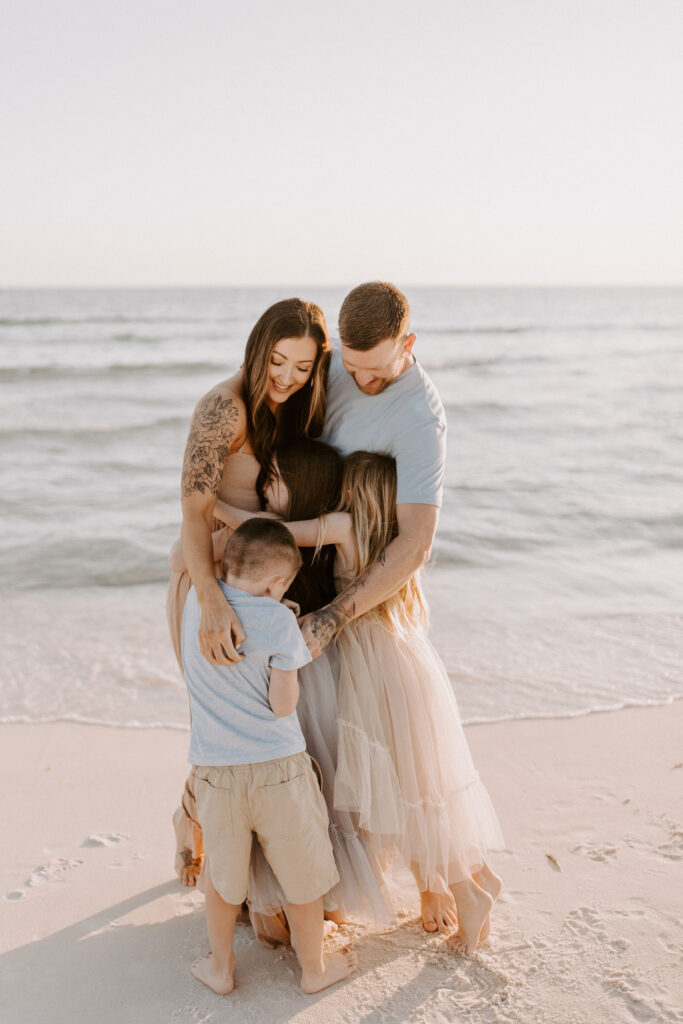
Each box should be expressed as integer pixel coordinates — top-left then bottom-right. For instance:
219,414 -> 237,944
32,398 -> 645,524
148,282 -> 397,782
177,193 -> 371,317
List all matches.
166,297 -> 330,671
168,298 -> 330,893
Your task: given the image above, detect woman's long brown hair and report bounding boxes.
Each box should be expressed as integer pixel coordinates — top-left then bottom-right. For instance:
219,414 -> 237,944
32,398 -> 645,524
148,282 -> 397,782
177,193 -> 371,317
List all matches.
275,439 -> 343,614
243,299 -> 330,493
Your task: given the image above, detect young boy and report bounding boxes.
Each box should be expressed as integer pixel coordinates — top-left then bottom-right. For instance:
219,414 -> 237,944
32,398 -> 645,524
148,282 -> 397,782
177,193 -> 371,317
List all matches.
182,517 -> 355,996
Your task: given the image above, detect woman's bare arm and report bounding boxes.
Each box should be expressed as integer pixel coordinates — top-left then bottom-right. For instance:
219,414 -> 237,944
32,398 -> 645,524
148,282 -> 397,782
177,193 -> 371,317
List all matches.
180,387 -> 247,664
169,526 -> 231,574
214,503 -> 352,549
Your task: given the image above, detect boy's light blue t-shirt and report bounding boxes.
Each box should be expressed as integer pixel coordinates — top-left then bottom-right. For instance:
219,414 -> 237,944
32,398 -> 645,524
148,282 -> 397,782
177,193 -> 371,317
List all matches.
182,582 -> 312,767
322,343 -> 447,507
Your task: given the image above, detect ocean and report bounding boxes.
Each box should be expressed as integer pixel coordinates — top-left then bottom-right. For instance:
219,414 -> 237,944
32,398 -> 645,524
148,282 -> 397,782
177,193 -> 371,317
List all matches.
1,286 -> 681,728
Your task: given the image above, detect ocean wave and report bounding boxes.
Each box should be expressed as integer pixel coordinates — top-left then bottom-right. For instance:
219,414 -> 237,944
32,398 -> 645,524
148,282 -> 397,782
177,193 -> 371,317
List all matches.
1,538 -> 171,588
3,693 -> 681,731
0,314 -> 242,327
0,360 -> 226,382
420,322 -> 683,336
0,415 -> 189,440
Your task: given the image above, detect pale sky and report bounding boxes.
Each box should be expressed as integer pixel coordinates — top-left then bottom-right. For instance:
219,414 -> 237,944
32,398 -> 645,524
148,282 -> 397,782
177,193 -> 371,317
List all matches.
2,0 -> 682,286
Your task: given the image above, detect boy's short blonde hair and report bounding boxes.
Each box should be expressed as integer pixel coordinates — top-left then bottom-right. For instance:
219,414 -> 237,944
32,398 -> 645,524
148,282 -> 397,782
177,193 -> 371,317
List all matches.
223,518 -> 302,581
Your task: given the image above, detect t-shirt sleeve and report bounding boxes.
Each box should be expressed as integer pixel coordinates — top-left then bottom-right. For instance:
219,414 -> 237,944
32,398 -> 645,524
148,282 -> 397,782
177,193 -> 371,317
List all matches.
268,606 -> 313,671
395,413 -> 447,506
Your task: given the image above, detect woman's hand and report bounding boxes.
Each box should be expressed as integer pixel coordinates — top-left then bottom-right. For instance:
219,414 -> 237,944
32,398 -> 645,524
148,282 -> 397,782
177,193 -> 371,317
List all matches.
198,587 -> 246,665
281,598 -> 301,616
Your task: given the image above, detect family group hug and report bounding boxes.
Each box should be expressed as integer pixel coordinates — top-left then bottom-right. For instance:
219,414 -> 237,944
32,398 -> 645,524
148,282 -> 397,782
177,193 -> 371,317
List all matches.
166,281 -> 504,995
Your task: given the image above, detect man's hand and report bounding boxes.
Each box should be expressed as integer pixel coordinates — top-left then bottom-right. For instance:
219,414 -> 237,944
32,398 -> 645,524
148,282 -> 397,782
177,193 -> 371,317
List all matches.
198,589 -> 246,665
299,607 -> 343,659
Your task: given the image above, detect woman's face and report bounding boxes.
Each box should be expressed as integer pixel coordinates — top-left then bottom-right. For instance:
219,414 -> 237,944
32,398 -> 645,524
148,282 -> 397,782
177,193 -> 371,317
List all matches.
263,458 -> 290,516
266,335 -> 318,411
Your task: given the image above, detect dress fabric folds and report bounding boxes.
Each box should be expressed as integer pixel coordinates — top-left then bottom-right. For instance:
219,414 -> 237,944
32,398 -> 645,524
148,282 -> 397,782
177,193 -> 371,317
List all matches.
334,614 -> 504,892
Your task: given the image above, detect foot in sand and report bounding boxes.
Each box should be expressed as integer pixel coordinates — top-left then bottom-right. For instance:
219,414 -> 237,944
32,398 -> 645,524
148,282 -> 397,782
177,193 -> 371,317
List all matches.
190,952 -> 235,995
420,887 -> 458,932
473,863 -> 503,941
446,880 -> 493,955
250,908 -> 291,948
300,948 -> 357,994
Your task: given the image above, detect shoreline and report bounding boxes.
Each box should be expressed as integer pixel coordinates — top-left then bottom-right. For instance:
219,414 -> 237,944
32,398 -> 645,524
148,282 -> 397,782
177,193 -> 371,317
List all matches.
2,702 -> 682,1023
4,688 -> 683,732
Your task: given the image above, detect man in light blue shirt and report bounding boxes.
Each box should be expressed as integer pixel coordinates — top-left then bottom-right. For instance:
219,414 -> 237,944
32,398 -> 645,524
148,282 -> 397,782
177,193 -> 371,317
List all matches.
300,281 -> 452,936
302,281 -> 447,654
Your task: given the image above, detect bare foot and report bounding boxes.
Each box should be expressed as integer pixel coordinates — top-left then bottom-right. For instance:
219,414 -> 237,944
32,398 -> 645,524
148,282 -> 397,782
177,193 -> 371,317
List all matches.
325,907 -> 346,926
473,863 -> 503,941
190,952 -> 235,995
446,884 -> 493,955
249,908 -> 291,948
300,948 -> 357,994
420,888 -> 458,933
446,882 -> 493,955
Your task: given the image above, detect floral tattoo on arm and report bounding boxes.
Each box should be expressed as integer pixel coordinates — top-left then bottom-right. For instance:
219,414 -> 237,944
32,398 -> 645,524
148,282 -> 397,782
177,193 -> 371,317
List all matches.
181,394 -> 239,497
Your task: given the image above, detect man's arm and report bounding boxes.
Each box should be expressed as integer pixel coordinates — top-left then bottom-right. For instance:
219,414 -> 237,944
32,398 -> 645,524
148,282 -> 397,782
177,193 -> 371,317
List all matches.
299,503 -> 439,657
180,389 -> 246,665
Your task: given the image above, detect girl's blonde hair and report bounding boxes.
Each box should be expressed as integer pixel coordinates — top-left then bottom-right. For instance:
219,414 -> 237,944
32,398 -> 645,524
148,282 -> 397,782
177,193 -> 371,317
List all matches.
339,451 -> 428,632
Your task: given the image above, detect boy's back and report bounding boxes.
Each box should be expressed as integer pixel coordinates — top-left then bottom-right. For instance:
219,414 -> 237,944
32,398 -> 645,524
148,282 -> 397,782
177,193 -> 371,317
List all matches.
182,581 -> 311,766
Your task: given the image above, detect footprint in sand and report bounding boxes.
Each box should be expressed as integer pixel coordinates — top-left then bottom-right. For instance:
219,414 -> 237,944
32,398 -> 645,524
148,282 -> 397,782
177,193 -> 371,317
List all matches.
81,832 -> 130,848
572,843 -> 619,862
25,857 -> 84,888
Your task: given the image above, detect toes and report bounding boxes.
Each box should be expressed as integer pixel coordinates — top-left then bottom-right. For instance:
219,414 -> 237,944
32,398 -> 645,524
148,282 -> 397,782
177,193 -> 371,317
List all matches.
423,918 -> 438,932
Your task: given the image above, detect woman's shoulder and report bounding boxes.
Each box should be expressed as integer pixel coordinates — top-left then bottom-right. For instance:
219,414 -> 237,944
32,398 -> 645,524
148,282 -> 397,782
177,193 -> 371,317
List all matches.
191,373 -> 249,446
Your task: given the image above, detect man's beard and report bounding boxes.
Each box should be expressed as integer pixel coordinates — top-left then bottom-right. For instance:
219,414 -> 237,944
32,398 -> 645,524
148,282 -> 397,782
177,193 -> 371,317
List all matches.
352,376 -> 392,396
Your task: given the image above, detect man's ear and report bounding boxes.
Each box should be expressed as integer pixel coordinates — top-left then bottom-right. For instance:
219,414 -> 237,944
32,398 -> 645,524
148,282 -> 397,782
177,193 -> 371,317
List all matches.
403,333 -> 417,357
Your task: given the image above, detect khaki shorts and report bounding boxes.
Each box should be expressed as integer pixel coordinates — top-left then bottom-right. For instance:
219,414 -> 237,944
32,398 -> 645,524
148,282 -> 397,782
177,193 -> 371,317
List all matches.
192,751 -> 339,906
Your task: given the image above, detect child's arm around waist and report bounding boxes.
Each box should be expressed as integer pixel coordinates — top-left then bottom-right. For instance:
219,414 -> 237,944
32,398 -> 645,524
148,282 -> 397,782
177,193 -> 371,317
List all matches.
268,667 -> 299,717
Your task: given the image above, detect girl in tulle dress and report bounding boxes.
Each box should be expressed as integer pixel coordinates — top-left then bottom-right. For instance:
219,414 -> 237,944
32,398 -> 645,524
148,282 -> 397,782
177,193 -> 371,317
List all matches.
222,448 -> 504,954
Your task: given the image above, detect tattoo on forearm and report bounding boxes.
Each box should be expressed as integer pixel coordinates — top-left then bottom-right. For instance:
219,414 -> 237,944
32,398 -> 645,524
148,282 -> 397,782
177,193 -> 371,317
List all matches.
327,572 -> 370,626
309,610 -> 339,649
181,394 -> 239,496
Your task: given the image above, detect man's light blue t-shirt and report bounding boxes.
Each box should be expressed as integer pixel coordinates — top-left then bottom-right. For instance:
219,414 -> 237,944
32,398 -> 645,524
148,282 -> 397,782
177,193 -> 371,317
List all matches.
322,343 -> 447,506
182,582 -> 312,767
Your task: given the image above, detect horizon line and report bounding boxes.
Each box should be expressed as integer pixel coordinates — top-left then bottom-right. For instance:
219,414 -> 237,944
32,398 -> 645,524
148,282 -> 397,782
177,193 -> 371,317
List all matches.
1,282 -> 682,291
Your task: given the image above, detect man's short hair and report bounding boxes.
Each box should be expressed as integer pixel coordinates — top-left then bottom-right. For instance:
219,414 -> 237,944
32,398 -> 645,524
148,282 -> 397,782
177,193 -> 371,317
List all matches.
222,518 -> 302,580
338,281 -> 411,352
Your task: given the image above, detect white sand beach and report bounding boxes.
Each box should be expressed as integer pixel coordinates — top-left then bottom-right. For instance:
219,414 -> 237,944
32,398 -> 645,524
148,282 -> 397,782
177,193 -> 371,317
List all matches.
1,702 -> 681,1024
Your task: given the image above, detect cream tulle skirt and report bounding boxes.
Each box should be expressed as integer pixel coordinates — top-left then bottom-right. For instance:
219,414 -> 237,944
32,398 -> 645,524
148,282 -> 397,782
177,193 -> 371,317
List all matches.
334,615 -> 504,892
248,643 -> 394,925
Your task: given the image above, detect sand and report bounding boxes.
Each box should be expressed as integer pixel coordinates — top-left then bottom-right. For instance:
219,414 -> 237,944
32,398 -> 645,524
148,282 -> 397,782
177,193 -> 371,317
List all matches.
1,703 -> 682,1024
